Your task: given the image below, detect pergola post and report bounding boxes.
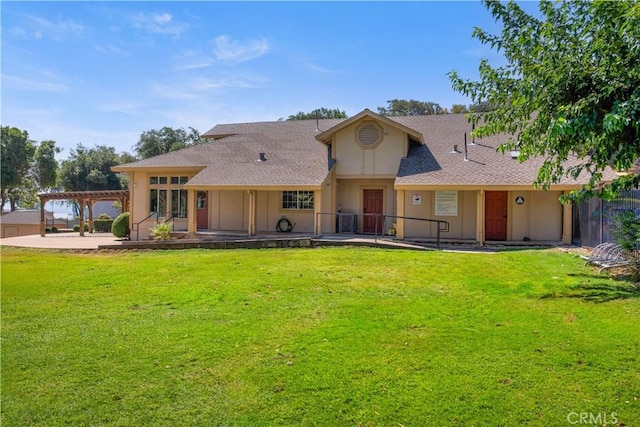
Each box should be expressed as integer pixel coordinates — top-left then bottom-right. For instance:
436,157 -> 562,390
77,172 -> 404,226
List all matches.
88,200 -> 95,233
79,198 -> 86,237
40,201 -> 46,237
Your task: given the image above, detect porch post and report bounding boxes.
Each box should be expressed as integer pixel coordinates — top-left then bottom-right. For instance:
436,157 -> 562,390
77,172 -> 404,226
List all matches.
476,190 -> 485,245
40,197 -> 46,237
187,189 -> 197,234
88,201 -> 94,233
79,198 -> 86,236
396,189 -> 405,240
314,189 -> 322,236
248,190 -> 256,236
562,192 -> 572,244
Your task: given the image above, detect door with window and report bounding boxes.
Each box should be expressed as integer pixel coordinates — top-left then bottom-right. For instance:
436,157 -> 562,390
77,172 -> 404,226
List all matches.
485,191 -> 508,240
363,189 -> 383,234
197,191 -> 208,230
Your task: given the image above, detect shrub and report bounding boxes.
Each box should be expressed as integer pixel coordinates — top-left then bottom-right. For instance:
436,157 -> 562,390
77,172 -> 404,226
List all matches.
112,212 -> 130,239
45,228 -> 51,233
73,224 -> 89,232
93,213 -> 114,233
51,226 -> 58,233
150,221 -> 173,241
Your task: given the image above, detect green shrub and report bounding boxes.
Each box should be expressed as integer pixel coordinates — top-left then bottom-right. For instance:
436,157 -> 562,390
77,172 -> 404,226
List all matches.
51,226 -> 58,233
112,212 -> 130,239
73,224 -> 89,232
93,213 -> 114,233
45,228 -> 51,233
150,221 -> 173,241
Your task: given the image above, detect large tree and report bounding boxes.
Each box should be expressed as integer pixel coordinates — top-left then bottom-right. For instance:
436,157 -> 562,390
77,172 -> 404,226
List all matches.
449,0 -> 640,202
286,108 -> 348,121
1,126 -> 35,211
134,127 -> 202,159
32,140 -> 60,191
58,144 -> 124,191
377,99 -> 446,116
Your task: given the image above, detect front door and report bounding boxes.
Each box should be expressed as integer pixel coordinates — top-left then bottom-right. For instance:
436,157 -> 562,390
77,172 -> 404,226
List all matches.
197,191 -> 208,230
485,191 -> 507,240
363,189 -> 383,234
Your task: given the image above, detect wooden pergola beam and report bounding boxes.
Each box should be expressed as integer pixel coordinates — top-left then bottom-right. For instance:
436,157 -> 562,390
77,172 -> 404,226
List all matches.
38,190 -> 130,237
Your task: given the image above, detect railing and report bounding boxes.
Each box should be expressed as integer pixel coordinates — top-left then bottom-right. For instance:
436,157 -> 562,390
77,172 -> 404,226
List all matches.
132,211 -> 187,241
315,212 -> 450,247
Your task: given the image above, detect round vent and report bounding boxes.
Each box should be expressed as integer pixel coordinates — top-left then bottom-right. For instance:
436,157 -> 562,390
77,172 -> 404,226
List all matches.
357,123 -> 382,146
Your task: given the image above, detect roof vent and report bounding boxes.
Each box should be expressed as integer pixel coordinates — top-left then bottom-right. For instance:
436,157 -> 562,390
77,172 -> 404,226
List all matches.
258,152 -> 267,162
357,122 -> 382,147
450,144 -> 459,153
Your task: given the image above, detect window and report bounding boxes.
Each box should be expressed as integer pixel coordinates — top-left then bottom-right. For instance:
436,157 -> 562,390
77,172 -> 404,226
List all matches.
282,191 -> 314,210
149,176 -> 189,217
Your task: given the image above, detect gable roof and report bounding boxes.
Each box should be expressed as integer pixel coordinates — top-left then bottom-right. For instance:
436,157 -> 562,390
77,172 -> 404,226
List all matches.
315,109 -> 424,144
115,119 -> 345,189
1,210 -> 53,225
113,110 -> 618,189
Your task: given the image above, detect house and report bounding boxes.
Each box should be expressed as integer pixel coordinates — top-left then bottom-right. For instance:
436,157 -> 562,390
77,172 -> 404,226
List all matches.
113,109 -> 617,244
1,210 -> 54,238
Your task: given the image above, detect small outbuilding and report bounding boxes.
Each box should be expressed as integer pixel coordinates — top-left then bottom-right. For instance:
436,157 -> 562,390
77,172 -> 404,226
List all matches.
1,210 -> 54,238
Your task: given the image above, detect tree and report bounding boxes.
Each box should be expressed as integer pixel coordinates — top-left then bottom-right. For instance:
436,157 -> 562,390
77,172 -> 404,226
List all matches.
134,127 -> 202,159
1,126 -> 35,211
377,99 -> 446,116
450,104 -> 469,114
449,0 -> 640,202
32,140 -> 60,191
286,108 -> 348,121
58,144 -> 124,191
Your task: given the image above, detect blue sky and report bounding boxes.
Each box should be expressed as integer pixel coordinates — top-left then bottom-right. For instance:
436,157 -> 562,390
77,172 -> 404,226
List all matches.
1,1 -> 514,159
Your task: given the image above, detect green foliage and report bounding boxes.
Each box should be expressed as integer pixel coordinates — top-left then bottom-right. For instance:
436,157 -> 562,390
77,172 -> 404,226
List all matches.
72,224 -> 89,232
134,127 -> 201,159
449,0 -> 640,202
2,248 -> 639,425
93,213 -> 114,233
377,99 -> 446,116
150,221 -> 173,240
286,108 -> 348,121
58,144 -> 124,191
111,212 -> 130,239
0,126 -> 35,211
51,226 -> 58,233
611,211 -> 640,252
32,140 -> 60,191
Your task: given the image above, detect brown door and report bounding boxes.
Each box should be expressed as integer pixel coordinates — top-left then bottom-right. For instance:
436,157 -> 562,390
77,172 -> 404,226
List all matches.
363,189 -> 383,234
197,191 -> 208,230
485,191 -> 507,240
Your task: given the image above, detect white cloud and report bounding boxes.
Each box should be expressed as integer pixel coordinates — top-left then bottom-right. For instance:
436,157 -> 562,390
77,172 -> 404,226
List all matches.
2,74 -> 69,92
213,35 -> 270,64
25,15 -> 84,40
130,12 -> 188,36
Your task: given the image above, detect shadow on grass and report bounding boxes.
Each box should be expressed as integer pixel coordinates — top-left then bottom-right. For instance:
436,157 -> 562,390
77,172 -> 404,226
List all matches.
541,274 -> 640,303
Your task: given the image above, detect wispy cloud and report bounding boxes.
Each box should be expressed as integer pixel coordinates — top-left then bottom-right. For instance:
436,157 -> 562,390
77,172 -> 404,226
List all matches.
175,59 -> 214,71
130,12 -> 188,36
2,74 -> 69,92
213,35 -> 270,64
25,15 -> 84,40
93,43 -> 129,57
8,26 -> 43,39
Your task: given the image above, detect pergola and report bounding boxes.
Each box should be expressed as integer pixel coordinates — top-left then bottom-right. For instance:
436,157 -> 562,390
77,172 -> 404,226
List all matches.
38,190 -> 129,237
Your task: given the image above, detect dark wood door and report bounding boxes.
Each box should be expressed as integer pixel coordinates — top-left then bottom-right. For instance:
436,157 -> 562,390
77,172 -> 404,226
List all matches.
363,189 -> 383,234
197,191 -> 208,230
485,191 -> 507,240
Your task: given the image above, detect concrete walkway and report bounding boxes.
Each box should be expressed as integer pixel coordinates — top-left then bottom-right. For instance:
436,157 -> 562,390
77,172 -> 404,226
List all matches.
1,233 -> 124,250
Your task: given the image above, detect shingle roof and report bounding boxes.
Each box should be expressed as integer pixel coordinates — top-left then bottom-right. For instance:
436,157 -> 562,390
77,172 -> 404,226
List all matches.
114,111 -> 618,188
1,210 -> 53,225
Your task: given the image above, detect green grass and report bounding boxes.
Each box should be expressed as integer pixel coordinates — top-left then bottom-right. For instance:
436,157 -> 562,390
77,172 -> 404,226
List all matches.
1,246 -> 639,426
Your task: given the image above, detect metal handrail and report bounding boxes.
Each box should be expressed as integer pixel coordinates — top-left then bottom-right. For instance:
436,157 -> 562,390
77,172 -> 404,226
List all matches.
315,212 -> 450,248
131,211 -> 187,241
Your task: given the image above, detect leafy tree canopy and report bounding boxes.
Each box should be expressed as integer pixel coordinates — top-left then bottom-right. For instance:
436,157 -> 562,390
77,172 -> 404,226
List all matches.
286,108 -> 348,121
449,0 -> 640,202
134,127 -> 202,159
377,99 -> 446,116
58,144 -> 126,191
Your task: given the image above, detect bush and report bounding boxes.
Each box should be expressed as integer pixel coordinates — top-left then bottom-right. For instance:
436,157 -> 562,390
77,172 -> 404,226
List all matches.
112,212 -> 130,239
93,213 -> 114,233
51,226 -> 58,233
45,228 -> 51,233
150,221 -> 173,241
73,224 -> 89,232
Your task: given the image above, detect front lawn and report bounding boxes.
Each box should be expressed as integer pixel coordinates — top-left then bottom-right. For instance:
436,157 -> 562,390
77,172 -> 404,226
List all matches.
1,247 -> 638,425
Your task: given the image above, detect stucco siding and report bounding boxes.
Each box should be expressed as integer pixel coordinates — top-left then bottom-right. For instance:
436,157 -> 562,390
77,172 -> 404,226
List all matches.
403,190 -> 476,239
334,121 -> 405,176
